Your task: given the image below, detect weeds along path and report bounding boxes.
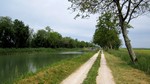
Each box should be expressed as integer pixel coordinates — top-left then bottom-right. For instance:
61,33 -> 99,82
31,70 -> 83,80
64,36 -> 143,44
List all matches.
61,51 -> 100,84
96,51 -> 115,84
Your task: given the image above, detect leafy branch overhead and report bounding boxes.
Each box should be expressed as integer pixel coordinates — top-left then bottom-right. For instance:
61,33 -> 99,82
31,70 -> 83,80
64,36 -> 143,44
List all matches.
69,0 -> 150,23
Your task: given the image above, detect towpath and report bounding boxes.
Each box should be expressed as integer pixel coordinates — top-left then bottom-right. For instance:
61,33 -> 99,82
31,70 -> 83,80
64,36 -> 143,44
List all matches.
61,50 -> 115,84
61,51 -> 99,84
96,50 -> 115,84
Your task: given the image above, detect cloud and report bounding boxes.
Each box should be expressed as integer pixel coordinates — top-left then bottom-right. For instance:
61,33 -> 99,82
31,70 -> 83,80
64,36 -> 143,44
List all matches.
119,15 -> 150,48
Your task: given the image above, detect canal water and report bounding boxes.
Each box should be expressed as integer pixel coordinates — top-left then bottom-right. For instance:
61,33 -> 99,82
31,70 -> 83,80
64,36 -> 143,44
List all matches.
0,51 -> 83,84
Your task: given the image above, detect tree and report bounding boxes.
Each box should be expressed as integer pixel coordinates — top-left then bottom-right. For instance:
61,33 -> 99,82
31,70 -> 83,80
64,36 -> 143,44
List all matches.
93,12 -> 121,50
32,29 -> 47,47
31,27 -> 63,48
0,16 -> 15,48
93,27 -> 121,50
47,31 -> 62,48
0,17 -> 30,48
68,0 -> 150,63
13,19 -> 30,48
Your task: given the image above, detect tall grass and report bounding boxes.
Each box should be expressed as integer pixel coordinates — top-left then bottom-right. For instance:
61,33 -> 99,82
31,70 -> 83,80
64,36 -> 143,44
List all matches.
105,52 -> 150,84
108,49 -> 150,75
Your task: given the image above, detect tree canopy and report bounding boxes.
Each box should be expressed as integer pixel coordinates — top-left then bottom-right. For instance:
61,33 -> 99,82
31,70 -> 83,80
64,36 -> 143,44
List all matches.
93,12 -> 121,50
0,17 -> 30,48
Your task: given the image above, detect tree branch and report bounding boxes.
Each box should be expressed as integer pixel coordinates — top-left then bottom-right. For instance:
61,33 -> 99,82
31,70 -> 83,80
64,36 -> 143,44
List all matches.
123,0 -> 131,21
127,0 -> 143,24
121,0 -> 128,11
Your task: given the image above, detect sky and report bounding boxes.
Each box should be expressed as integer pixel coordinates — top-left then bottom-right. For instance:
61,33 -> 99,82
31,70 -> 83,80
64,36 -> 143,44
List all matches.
0,0 -> 150,48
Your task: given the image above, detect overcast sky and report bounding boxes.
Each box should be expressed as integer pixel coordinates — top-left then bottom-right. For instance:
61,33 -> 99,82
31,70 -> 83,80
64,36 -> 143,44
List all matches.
0,0 -> 150,48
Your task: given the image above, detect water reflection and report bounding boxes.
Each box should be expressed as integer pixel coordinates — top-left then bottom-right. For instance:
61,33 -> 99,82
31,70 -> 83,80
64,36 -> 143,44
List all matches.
28,62 -> 37,73
60,51 -> 84,54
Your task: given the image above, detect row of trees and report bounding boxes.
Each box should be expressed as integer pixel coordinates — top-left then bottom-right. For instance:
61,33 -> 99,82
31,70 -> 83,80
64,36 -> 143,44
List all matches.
68,0 -> 150,63
0,16 -> 93,48
93,12 -> 121,50
31,26 -> 93,48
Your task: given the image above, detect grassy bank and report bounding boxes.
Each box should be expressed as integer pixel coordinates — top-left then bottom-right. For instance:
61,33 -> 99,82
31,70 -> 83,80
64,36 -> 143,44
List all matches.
83,52 -> 100,84
0,48 -> 85,55
105,52 -> 150,84
108,49 -> 150,75
15,51 -> 97,84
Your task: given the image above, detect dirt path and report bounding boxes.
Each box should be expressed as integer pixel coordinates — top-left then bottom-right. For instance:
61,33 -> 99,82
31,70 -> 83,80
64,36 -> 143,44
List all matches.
96,50 -> 115,84
60,51 -> 100,84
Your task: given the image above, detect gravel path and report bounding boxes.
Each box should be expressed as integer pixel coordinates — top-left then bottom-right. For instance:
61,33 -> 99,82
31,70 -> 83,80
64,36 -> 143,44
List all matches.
96,51 -> 115,84
60,51 -> 100,84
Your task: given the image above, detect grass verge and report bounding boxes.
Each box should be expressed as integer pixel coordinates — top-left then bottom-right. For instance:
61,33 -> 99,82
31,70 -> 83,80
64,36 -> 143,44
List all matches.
0,48 -> 85,55
15,51 -> 97,84
105,52 -> 150,84
82,52 -> 100,84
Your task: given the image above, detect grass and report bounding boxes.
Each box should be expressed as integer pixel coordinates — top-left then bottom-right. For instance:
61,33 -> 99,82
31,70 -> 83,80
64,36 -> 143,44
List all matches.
108,49 -> 150,75
0,48 -> 84,55
105,52 -> 150,84
82,52 -> 100,84
14,51 -> 97,84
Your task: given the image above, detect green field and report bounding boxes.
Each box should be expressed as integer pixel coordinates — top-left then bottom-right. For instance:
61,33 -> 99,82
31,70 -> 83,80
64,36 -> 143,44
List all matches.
105,51 -> 150,84
108,48 -> 150,75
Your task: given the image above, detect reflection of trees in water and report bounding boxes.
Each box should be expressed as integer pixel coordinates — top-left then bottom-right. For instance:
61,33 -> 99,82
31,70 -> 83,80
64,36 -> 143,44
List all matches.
28,61 -> 37,73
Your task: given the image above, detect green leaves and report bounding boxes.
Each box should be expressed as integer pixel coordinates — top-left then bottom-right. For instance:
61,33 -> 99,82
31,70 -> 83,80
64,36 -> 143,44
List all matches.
0,16 -> 30,48
31,27 -> 92,48
13,19 -> 30,48
93,12 -> 121,50
0,16 -> 94,48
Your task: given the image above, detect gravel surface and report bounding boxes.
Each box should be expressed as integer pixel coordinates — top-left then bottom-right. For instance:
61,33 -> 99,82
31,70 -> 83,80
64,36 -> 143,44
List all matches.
61,51 -> 100,84
96,51 -> 115,84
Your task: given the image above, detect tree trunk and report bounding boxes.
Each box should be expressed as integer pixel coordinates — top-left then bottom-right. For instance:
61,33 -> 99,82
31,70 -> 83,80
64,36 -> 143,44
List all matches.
121,26 -> 137,63
115,0 -> 137,63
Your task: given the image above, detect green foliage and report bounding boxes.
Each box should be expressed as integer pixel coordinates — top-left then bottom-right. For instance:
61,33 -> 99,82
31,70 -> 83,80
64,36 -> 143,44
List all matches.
68,0 -> 150,62
0,17 -> 30,48
0,16 -> 94,48
13,19 -> 30,48
68,0 -> 150,23
93,12 -> 121,50
31,27 -> 92,48
0,16 -> 14,48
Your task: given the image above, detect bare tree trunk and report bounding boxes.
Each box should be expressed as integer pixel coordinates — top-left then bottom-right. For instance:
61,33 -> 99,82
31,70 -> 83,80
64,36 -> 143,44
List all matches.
115,0 -> 137,63
121,26 -> 137,63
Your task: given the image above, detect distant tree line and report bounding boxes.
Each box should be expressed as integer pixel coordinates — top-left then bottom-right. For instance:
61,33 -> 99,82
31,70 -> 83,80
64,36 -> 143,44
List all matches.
0,16 -> 93,48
